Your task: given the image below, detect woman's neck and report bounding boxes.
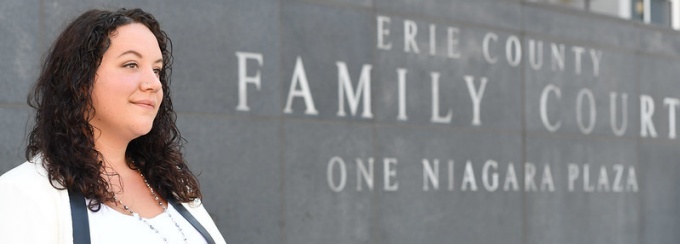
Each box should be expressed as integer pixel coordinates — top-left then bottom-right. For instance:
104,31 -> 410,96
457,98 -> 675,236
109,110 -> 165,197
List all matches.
93,130 -> 131,172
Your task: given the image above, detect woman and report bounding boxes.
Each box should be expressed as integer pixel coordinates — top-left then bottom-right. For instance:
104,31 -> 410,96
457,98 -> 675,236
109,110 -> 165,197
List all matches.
0,8 -> 226,244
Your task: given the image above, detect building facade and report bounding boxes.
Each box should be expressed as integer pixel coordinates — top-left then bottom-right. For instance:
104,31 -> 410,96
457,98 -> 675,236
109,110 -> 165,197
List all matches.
1,0 -> 679,243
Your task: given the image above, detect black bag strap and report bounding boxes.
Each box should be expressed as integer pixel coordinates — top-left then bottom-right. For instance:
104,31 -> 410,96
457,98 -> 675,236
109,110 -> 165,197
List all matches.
169,199 -> 216,244
68,188 -> 91,244
68,190 -> 214,244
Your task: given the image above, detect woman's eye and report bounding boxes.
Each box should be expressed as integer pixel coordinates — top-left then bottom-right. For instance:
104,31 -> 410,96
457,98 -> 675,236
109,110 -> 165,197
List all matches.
153,68 -> 162,75
123,63 -> 138,69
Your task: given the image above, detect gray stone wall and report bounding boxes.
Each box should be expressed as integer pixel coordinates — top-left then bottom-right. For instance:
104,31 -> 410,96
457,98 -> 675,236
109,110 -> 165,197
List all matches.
1,0 -> 680,243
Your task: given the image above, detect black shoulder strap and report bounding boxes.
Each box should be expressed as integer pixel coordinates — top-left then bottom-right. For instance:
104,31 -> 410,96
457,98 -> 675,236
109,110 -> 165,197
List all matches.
68,188 -> 91,244
169,199 -> 216,244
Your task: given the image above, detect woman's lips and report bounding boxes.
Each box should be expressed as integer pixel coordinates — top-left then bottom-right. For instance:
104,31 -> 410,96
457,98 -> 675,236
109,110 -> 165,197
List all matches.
131,100 -> 155,109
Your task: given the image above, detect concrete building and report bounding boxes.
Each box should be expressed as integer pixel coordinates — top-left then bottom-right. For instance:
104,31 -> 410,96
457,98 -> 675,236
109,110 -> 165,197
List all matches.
1,0 -> 679,243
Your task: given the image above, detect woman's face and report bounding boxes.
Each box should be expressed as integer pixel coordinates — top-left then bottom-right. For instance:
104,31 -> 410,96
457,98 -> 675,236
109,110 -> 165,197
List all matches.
90,23 -> 163,143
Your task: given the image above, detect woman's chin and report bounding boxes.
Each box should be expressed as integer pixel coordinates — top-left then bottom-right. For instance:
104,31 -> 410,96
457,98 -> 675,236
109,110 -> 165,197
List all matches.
131,124 -> 154,138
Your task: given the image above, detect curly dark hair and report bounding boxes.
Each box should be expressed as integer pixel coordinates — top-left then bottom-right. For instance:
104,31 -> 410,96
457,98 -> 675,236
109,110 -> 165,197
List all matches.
26,8 -> 202,210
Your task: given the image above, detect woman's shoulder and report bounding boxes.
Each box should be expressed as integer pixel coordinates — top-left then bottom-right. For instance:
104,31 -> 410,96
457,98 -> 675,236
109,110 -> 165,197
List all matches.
0,157 -> 71,243
0,156 -> 59,192
180,200 -> 228,244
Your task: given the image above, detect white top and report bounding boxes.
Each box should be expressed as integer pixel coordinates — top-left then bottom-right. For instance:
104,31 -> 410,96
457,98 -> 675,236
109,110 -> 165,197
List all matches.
0,158 -> 227,244
89,202 -> 208,244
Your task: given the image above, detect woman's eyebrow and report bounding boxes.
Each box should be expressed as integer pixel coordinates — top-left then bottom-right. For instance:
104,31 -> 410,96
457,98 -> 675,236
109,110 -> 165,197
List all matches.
118,50 -> 163,64
118,50 -> 142,58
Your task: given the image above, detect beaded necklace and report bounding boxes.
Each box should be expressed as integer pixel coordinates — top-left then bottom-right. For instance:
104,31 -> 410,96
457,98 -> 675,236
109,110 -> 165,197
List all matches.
112,172 -> 188,243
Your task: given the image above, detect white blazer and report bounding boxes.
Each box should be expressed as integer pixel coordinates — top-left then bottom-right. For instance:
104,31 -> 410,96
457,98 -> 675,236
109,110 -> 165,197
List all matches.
0,158 -> 227,244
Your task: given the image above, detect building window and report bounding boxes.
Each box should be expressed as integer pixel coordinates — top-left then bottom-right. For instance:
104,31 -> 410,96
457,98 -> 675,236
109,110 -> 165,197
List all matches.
528,0 -> 680,29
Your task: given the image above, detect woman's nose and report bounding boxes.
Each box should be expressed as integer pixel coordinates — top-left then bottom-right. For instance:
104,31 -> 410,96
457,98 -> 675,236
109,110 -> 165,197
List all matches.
142,69 -> 162,92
